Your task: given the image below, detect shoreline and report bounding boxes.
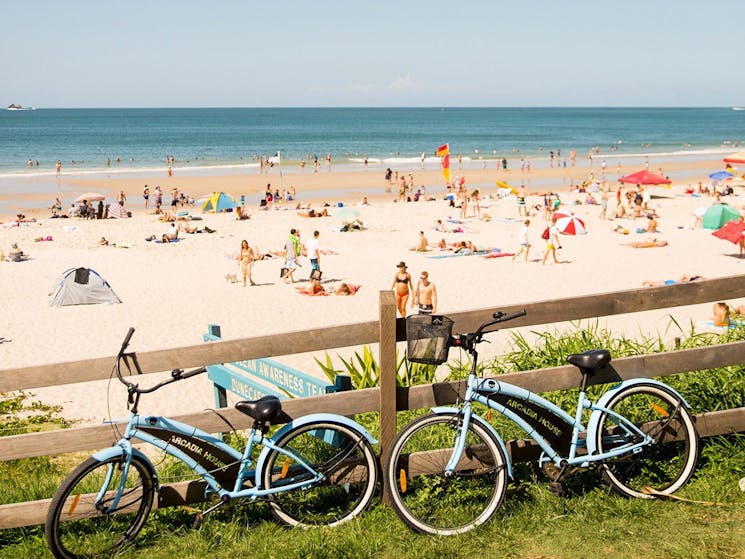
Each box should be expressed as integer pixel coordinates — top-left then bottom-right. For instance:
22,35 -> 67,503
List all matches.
0,152 -> 734,221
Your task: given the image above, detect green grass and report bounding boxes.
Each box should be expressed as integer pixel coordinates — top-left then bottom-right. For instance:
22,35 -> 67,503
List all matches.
1,441 -> 743,559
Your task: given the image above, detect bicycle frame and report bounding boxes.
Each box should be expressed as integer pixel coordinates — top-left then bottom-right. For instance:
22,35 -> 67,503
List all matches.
445,371 -> 656,475
96,411 -> 367,511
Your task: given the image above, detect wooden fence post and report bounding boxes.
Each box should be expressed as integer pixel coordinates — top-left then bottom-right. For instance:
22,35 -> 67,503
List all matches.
378,290 -> 397,504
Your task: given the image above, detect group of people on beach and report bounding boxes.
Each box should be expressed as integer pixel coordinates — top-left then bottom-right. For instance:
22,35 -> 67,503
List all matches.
391,262 -> 437,317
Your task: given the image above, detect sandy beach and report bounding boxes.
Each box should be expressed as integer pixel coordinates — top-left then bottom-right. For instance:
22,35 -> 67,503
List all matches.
2,155 -> 744,424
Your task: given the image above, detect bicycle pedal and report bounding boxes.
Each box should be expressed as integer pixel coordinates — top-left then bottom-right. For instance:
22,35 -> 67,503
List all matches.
548,481 -> 563,497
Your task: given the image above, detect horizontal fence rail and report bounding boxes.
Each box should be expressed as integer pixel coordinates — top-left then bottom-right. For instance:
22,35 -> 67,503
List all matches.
3,275 -> 745,393
2,275 -> 745,530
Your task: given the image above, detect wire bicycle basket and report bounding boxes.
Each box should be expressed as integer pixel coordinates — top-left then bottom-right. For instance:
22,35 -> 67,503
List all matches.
406,315 -> 454,365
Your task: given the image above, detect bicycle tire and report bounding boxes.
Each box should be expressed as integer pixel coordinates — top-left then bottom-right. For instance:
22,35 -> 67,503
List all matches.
384,412 -> 508,536
261,421 -> 379,527
45,454 -> 155,559
596,382 -> 699,499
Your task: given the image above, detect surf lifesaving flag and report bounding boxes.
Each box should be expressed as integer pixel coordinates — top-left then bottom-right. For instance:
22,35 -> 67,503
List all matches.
437,143 -> 451,185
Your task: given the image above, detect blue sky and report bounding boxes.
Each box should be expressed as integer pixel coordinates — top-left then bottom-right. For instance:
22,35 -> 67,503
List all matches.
3,0 -> 745,108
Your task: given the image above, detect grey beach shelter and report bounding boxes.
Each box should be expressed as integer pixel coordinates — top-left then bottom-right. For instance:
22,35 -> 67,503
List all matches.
49,267 -> 122,307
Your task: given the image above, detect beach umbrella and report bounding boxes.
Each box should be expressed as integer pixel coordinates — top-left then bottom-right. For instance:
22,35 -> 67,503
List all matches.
333,206 -> 361,220
553,209 -> 574,221
723,151 -> 745,165
709,170 -> 734,181
712,219 -> 745,244
618,170 -> 671,185
74,192 -> 105,203
201,192 -> 236,213
555,214 -> 587,235
702,203 -> 740,230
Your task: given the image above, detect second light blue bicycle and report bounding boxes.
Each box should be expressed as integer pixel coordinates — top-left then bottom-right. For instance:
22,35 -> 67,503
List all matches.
385,310 -> 699,535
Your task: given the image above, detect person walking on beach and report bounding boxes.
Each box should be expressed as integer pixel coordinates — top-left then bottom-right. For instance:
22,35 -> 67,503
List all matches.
542,216 -> 562,265
516,184 -> 528,217
55,160 -> 62,178
305,230 -> 321,275
512,219 -> 531,263
239,240 -> 256,287
391,261 -> 413,317
282,228 -> 301,283
413,271 -> 437,315
143,185 -> 150,210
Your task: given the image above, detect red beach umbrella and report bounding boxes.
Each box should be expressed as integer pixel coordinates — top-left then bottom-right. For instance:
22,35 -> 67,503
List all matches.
712,219 -> 745,244
723,151 -> 745,165
618,170 -> 671,185
555,214 -> 587,235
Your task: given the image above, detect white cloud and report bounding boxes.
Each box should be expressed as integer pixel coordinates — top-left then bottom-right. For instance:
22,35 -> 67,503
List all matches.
388,74 -> 417,90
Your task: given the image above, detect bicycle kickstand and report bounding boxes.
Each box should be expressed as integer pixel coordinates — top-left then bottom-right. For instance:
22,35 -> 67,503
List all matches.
193,495 -> 230,529
547,462 -> 571,497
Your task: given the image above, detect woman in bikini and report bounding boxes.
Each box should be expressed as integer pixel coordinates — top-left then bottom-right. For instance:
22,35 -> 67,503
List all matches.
391,261 -> 413,317
239,240 -> 256,287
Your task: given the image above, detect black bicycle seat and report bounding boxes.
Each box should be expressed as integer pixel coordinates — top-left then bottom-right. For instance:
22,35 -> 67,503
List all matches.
235,396 -> 283,422
566,349 -> 612,371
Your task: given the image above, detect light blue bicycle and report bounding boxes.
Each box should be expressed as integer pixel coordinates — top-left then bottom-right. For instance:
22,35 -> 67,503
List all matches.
385,310 -> 699,535
45,328 -> 379,559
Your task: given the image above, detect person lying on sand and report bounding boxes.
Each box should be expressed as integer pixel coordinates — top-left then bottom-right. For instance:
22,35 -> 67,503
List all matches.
296,278 -> 327,296
335,283 -> 360,295
642,274 -> 702,287
625,238 -> 668,248
297,208 -> 329,217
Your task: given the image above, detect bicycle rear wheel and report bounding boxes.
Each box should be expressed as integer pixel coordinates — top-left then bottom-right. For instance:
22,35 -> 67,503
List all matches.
46,454 -> 155,559
384,413 -> 508,536
596,383 -> 698,498
261,421 -> 379,527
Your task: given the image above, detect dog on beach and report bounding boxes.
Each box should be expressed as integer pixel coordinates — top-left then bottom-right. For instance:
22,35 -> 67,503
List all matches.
224,273 -> 238,283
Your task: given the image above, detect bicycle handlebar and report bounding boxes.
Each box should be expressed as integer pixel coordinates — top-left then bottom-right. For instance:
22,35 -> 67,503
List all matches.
451,309 -> 527,351
114,328 -> 207,397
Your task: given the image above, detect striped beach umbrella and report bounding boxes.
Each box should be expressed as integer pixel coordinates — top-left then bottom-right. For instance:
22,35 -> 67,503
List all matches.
555,214 -> 587,235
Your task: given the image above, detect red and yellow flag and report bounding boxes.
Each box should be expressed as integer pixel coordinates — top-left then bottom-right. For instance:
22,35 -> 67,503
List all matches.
441,154 -> 451,185
437,143 -> 451,184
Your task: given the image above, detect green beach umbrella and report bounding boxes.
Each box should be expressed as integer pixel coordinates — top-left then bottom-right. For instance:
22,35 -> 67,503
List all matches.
702,203 -> 740,230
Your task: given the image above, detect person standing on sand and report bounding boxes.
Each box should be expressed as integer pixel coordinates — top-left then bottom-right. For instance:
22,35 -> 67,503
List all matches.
55,160 -> 62,178
413,271 -> 437,315
143,185 -> 150,210
281,228 -> 301,283
391,262 -> 413,317
512,219 -> 531,263
542,216 -> 562,265
305,230 -> 321,274
516,184 -> 528,217
239,240 -> 256,286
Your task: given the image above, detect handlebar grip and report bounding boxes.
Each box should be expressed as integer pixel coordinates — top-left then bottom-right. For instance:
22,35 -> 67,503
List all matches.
498,309 -> 527,322
121,327 -> 135,352
180,366 -> 207,380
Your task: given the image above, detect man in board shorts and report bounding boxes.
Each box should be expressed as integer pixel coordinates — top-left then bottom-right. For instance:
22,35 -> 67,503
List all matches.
414,271 -> 438,315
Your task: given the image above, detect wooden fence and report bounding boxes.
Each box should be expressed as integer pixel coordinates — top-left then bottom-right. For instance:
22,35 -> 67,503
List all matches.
2,275 -> 745,529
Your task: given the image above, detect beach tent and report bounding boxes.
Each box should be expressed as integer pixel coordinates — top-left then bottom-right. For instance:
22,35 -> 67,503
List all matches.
201,192 -> 236,213
618,170 -> 671,185
49,267 -> 122,307
702,204 -> 740,230
723,151 -> 745,165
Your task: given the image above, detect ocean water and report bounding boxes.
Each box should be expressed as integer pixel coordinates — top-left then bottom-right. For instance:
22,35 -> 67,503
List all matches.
1,107 -> 743,179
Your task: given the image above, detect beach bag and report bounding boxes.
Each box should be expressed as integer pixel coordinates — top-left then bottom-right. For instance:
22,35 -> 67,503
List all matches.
310,268 -> 322,281
541,227 -> 550,240
280,267 -> 288,279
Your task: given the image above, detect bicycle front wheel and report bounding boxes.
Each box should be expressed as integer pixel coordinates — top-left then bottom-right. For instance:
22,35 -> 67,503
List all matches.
596,383 -> 699,499
45,455 -> 155,559
261,421 -> 379,527
384,413 -> 508,536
